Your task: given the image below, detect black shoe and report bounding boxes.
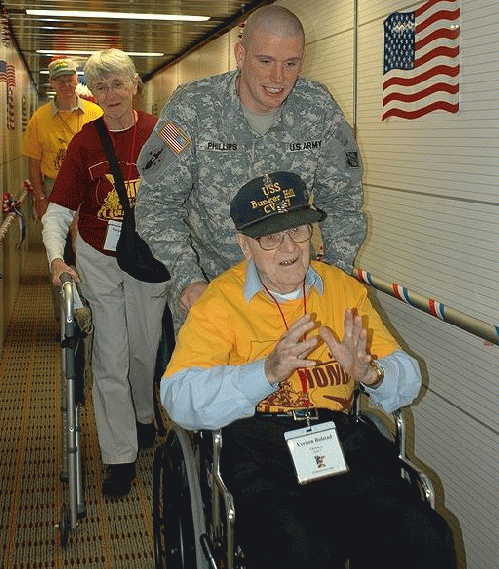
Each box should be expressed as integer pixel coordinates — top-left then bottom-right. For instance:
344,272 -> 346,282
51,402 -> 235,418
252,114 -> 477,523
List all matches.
102,462 -> 136,497
137,421 -> 156,449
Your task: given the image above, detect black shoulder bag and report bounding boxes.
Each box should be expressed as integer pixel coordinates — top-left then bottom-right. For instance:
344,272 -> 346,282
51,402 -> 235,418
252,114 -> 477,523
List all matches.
95,118 -> 170,283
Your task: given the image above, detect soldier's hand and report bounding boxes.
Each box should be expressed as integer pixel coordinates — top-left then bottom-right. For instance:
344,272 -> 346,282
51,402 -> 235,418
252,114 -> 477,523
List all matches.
265,314 -> 318,385
179,281 -> 208,312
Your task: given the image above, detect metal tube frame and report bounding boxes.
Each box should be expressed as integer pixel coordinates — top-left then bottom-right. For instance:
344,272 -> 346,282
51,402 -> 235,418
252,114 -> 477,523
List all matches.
60,275 -> 86,531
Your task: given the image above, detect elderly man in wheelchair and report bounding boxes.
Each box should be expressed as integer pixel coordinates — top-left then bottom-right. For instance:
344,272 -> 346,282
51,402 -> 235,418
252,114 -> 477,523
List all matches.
159,171 -> 457,569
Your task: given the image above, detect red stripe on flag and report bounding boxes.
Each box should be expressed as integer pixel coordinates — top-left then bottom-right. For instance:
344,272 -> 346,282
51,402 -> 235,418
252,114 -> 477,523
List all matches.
383,64 -> 459,89
383,81 -> 459,105
415,0 -> 458,17
382,100 -> 459,121
415,45 -> 459,68
415,27 -> 460,50
416,8 -> 460,33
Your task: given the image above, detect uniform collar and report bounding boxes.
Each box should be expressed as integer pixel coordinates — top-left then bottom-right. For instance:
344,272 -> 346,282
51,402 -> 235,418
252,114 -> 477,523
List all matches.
50,95 -> 84,117
243,259 -> 324,303
226,71 -> 286,136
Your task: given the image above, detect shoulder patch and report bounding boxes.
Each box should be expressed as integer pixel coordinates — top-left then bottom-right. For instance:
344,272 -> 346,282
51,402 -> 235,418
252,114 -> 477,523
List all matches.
346,151 -> 360,168
159,121 -> 190,155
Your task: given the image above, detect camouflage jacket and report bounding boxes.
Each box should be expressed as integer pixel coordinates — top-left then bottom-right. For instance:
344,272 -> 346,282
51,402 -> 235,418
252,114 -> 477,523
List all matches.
136,70 -> 365,322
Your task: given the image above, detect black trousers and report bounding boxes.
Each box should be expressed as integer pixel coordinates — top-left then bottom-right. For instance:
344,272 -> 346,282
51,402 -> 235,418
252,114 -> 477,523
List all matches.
221,412 -> 457,569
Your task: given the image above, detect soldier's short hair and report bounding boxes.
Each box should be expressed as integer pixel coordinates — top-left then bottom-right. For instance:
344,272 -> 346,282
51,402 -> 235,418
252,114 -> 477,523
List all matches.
240,5 -> 305,45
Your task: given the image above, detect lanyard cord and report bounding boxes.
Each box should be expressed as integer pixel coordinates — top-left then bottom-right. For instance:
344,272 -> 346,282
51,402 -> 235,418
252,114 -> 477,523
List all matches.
262,280 -> 311,406
109,112 -> 137,198
261,279 -> 307,330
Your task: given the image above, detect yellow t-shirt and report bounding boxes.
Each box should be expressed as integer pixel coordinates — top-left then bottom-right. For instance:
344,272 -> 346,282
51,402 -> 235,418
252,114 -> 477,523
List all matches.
21,97 -> 102,179
165,260 -> 400,414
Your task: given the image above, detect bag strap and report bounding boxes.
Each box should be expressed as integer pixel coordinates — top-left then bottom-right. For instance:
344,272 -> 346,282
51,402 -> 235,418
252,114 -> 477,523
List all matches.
94,117 -> 132,216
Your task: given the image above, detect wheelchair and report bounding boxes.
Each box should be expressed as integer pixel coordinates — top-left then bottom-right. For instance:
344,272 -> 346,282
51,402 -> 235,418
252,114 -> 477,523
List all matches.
152,389 -> 436,569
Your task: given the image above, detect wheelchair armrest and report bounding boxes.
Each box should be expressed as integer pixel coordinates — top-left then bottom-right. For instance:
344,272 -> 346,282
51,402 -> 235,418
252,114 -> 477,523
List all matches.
212,431 -> 236,526
397,455 -> 436,508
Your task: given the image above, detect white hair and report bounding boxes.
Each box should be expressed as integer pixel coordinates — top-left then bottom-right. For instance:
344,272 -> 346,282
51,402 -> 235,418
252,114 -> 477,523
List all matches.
84,49 -> 137,88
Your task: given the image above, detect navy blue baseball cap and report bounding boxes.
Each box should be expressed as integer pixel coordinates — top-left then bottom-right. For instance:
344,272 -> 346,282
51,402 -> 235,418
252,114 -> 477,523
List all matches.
230,171 -> 326,238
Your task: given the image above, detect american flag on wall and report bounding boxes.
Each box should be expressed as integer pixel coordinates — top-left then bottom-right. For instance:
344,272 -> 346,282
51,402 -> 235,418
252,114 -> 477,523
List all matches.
0,60 -> 15,86
1,60 -> 16,130
0,60 -> 7,82
382,0 -> 460,121
7,62 -> 15,88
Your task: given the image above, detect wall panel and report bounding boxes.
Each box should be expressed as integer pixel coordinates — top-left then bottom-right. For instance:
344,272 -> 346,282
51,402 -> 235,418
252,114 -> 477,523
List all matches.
196,33 -> 232,78
355,2 -> 499,567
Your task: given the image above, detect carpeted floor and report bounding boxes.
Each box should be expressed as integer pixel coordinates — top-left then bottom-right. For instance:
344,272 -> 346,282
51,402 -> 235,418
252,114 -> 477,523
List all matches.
0,242 -> 164,568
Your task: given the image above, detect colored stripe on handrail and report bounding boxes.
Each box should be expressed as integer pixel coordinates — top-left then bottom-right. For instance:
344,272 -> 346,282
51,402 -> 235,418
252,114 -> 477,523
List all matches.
354,269 -> 499,346
0,188 -> 28,246
0,180 -> 33,245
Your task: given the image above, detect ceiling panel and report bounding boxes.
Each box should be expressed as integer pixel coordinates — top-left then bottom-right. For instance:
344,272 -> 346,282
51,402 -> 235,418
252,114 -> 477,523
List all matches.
1,0 -> 271,98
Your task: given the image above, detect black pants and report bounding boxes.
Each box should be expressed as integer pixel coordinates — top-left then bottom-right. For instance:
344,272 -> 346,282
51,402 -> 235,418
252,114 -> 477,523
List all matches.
221,412 -> 457,569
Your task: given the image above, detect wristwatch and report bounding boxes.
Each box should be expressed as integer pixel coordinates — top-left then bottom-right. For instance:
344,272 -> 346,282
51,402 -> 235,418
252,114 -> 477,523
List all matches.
364,359 -> 384,389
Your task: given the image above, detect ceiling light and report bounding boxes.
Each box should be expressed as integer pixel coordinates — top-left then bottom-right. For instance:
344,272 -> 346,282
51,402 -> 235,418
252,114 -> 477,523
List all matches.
26,10 -> 210,22
36,50 -> 164,57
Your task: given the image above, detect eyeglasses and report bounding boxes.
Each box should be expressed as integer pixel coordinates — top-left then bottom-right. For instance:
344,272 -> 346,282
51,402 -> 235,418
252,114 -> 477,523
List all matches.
92,79 -> 131,96
255,225 -> 312,250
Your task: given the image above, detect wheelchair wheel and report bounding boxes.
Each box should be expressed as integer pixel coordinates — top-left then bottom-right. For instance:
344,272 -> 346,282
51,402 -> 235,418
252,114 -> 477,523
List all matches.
153,437 -> 197,569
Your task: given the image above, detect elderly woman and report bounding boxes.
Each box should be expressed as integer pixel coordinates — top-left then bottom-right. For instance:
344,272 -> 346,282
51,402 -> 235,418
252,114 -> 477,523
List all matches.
42,49 -> 167,497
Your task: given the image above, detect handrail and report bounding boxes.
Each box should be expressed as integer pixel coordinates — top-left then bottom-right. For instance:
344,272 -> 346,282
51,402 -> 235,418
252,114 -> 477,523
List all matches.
354,269 -> 499,346
0,181 -> 30,246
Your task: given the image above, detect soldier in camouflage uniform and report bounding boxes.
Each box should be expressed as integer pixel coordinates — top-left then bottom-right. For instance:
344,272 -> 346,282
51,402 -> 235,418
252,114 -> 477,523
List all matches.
135,5 -> 366,330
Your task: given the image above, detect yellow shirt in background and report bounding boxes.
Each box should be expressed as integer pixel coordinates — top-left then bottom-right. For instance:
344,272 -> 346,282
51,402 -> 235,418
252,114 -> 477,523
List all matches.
21,97 -> 102,179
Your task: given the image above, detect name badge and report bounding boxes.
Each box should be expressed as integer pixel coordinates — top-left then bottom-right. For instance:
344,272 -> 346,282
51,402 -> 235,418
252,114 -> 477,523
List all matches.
103,219 -> 122,251
284,421 -> 348,484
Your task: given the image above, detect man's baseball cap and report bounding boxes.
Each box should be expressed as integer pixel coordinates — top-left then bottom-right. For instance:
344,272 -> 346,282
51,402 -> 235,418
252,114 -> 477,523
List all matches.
48,59 -> 77,81
230,171 -> 326,238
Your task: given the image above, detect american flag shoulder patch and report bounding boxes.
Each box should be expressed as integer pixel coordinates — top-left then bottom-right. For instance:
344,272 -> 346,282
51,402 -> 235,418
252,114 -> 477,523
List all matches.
159,121 -> 190,155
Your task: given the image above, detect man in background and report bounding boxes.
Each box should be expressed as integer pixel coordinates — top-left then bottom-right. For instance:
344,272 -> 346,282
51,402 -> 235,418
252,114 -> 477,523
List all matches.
22,58 -> 102,219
